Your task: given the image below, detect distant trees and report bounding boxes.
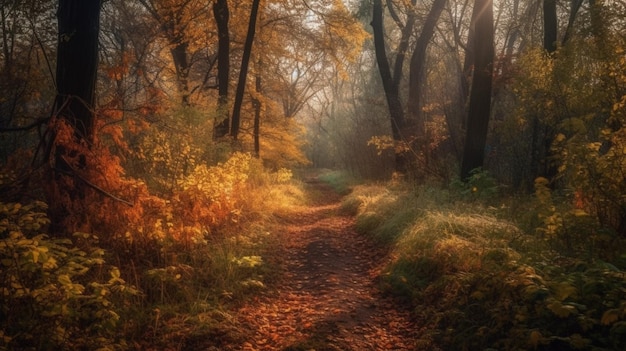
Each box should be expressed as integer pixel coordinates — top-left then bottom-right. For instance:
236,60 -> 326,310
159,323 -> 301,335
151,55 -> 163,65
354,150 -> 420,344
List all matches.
0,0 -> 56,158
371,0 -> 447,174
314,0 -> 626,206
137,0 -> 209,106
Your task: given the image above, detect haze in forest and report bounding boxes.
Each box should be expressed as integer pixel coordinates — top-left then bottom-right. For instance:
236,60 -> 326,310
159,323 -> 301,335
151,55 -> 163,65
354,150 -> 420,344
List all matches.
1,1 -> 626,350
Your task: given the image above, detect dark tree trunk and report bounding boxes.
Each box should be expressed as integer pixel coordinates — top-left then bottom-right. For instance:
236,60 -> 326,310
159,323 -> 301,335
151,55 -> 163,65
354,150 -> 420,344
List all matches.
371,0 -> 404,139
170,41 -> 191,105
213,0 -> 230,138
543,0 -> 557,53
47,0 -> 101,235
253,69 -> 261,158
231,0 -> 260,140
562,0 -> 583,46
407,0 -> 447,141
460,0 -> 480,129
392,0 -> 417,92
55,0 -> 100,141
460,0 -> 493,180
371,0 -> 406,172
136,0 -> 191,106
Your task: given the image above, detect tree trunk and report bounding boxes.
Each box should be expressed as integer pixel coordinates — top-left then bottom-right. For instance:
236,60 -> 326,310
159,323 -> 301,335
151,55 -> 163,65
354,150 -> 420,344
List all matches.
460,0 -> 493,180
213,0 -> 230,138
136,0 -> 192,106
55,0 -> 100,140
392,0 -> 417,92
406,0 -> 447,143
253,69 -> 261,158
562,0 -> 583,46
543,0 -> 557,53
170,41 -> 191,105
460,0 -> 480,130
231,0 -> 261,140
47,0 -> 101,235
371,0 -> 406,172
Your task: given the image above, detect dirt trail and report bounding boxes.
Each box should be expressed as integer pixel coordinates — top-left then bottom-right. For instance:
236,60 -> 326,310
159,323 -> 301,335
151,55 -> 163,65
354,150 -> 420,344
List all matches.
229,178 -> 420,350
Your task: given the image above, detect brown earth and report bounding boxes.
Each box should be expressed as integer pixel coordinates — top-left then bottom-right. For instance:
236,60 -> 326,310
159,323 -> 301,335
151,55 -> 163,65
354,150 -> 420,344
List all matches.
222,177 -> 423,350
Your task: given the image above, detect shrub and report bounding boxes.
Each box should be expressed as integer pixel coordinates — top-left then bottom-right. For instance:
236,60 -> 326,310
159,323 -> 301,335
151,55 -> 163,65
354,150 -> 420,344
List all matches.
0,201 -> 138,350
349,180 -> 626,350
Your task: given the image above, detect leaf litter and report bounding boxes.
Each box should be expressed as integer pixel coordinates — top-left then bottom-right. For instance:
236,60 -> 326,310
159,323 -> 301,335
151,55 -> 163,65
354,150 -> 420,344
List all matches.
222,178 -> 423,350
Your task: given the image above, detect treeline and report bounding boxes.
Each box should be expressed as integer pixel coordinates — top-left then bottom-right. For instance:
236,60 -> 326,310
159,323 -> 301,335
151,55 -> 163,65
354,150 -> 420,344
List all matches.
307,0 -> 626,237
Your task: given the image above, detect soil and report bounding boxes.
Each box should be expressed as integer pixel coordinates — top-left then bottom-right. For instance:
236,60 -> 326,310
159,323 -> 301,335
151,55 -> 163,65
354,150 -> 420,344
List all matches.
223,177 -> 422,350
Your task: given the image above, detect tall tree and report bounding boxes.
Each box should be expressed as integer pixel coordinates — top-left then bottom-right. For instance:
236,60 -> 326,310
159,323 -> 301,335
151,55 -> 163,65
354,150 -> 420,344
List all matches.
562,0 -> 583,46
460,0 -> 493,180
406,0 -> 447,147
230,0 -> 260,140
213,0 -> 230,138
137,0 -> 206,106
252,62 -> 262,157
371,0 -> 408,172
46,0 -> 101,234
55,0 -> 101,141
543,0 -> 557,53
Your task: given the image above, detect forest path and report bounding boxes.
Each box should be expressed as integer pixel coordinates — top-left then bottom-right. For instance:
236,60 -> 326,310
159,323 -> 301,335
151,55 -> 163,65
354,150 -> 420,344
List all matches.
226,176 -> 421,350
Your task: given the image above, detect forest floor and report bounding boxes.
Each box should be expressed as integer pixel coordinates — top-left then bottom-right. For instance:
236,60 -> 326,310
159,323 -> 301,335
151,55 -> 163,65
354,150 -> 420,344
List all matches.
220,176 -> 423,350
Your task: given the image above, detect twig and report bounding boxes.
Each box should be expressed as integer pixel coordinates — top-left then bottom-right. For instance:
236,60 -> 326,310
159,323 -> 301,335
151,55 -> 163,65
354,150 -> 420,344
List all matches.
0,117 -> 49,132
56,155 -> 134,207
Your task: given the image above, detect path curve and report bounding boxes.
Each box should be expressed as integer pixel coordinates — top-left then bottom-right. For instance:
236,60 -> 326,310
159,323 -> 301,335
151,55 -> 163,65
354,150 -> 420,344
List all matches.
229,178 -> 420,350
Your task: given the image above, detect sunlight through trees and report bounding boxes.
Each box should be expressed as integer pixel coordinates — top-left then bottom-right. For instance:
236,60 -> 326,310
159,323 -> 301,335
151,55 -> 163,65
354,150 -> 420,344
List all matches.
1,0 -> 626,349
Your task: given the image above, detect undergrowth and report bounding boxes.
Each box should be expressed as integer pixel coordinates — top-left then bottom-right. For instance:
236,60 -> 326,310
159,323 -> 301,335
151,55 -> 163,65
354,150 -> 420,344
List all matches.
345,176 -> 626,351
0,153 -> 307,350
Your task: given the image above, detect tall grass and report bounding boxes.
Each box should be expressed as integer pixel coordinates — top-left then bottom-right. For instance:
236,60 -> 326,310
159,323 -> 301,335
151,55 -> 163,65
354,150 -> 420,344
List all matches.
344,180 -> 626,351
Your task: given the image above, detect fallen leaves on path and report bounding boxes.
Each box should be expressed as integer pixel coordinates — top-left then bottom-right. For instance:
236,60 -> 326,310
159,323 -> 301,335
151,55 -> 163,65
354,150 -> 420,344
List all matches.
225,179 -> 422,350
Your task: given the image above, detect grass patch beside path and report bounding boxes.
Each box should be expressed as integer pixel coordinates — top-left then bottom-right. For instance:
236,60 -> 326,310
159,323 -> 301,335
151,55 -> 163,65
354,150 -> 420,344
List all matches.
345,181 -> 626,351
315,169 -> 355,195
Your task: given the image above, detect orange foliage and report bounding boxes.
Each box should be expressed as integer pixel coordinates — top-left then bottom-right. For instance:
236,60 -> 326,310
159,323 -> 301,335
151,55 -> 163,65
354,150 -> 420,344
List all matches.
105,51 -> 134,81
43,109 -> 261,263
